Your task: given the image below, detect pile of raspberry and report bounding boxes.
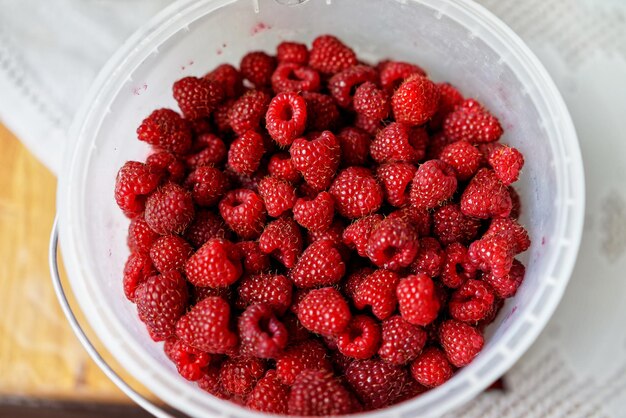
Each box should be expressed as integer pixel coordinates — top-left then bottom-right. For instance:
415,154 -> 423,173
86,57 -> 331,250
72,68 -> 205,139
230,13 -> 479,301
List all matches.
115,34 -> 529,416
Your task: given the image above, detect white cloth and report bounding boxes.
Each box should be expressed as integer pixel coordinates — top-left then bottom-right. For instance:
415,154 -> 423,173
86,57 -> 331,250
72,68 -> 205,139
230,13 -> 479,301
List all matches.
1,0 -> 626,416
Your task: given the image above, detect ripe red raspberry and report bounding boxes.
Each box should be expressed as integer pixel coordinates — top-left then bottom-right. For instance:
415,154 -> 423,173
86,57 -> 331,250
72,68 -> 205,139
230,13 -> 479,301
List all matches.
144,182 -> 195,235
345,359 -> 409,409
488,145 -> 525,185
149,235 -> 193,273
449,279 -> 495,322
219,189 -> 266,239
366,215 -> 420,271
342,214 -> 383,257
409,159 -> 457,210
127,217 -> 159,254
265,92 -> 308,146
184,210 -> 230,248
328,65 -> 378,109
288,370 -> 355,416
354,112 -> 382,136
468,232 -> 515,278
486,217 -> 530,254
164,338 -> 211,381
297,287 -> 351,336
433,204 -> 481,246
267,152 -> 301,183
370,122 -> 428,164
376,162 -> 417,207
301,92 -> 340,131
235,241 -> 270,274
192,285 -> 233,305
290,239 -> 345,288
240,51 -> 277,87
236,273 -> 292,314
397,274 -> 440,326
197,363 -> 229,398
352,81 -> 390,120
352,269 -> 400,320
410,347 -> 454,387
343,267 -> 373,301
146,152 -> 186,184
184,238 -> 242,287
441,242 -> 478,289
185,133 -> 227,169
290,130 -> 341,192
336,315 -> 382,360
137,108 -> 192,155
388,205 -> 432,237
306,217 -> 345,247
336,127 -> 371,166
461,168 -> 512,219
426,130 -> 455,160
239,303 -> 288,359
227,130 -> 265,175
430,82 -> 464,129
246,370 -> 289,414
173,76 -> 224,120
259,217 -> 303,268
378,315 -> 427,365
257,176 -> 296,218
329,167 -> 383,219
220,356 -> 267,396
187,166 -> 230,207
115,161 -> 162,218
309,34 -> 357,75
228,90 -> 271,135
123,252 -> 156,301
276,340 -> 333,385
444,98 -> 503,143
378,60 -> 426,92
176,296 -> 238,354
410,237 -> 445,278
439,140 -> 482,181
391,75 -> 440,126
187,117 -> 213,136
213,99 -> 235,134
204,63 -> 244,99
135,271 -> 188,341
439,319 -> 484,367
271,63 -> 320,94
482,258 -> 525,298
277,41 -> 309,64
509,186 -> 522,219
292,191 -> 334,232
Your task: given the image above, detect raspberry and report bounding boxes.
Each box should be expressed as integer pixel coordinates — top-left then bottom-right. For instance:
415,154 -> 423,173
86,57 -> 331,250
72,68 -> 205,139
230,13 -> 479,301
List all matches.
257,176 -> 297,218
376,162 -> 417,207
271,62 -> 320,94
397,274 -> 440,326
391,75 -> 440,126
276,340 -> 333,385
297,287 -> 351,335
343,267 -> 373,301
192,285 -> 233,305
309,34 -> 357,75
378,315 -> 427,365
290,130 -> 341,192
444,98 -> 503,143
137,108 -> 192,155
213,99 -> 235,134
378,60 -> 426,92
328,65 -> 378,109
204,63 -> 244,99
441,242 -> 478,289
439,140 -> 482,181
449,279 -> 495,322
239,303 -> 288,359
370,122 -> 428,164
430,82 -> 464,129
290,239 -> 346,288
265,92 -> 308,146
433,203 -> 482,246
288,370 -> 355,416
227,130 -> 265,175
149,235 -> 193,273
123,252 -> 156,301
329,167 -> 383,219
267,153 -> 300,184
220,356 -> 267,396
187,166 -> 230,207
388,206 -> 432,237
235,241 -> 270,274
127,217 -> 159,254
509,186 -> 521,219
164,338 -> 211,381
482,258 -> 525,298
354,113 -> 383,136
410,347 -> 454,388
366,215 -> 419,270
146,152 -> 186,184
197,364 -> 229,399
219,189 -> 266,239
135,271 -> 188,341
336,127 -> 371,166
176,296 -> 238,354
486,217 -> 530,253
259,217 -> 303,268
439,319 -> 484,367
301,92 -> 340,131
352,269 -> 400,320
345,359 -> 409,409
173,76 -> 224,120
246,370 -> 289,414
144,182 -> 195,235
337,315 -> 382,360
240,51 -> 277,88
352,81 -> 390,120
468,232 -> 515,278
306,218 -> 346,249
426,130 -> 455,160
185,133 -> 227,168
228,90 -> 271,135
236,273 -> 292,314
277,41 -> 309,64
410,237 -> 445,278
184,238 -> 242,287
292,191 -> 334,232
342,214 -> 383,257
225,165 -> 267,193
488,145 -> 525,185
114,161 -> 162,218
187,117 -> 213,136
184,210 -> 230,248
409,159 -> 457,210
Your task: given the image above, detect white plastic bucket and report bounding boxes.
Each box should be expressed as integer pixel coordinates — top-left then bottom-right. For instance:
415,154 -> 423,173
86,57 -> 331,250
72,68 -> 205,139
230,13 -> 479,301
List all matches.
56,0 -> 585,416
